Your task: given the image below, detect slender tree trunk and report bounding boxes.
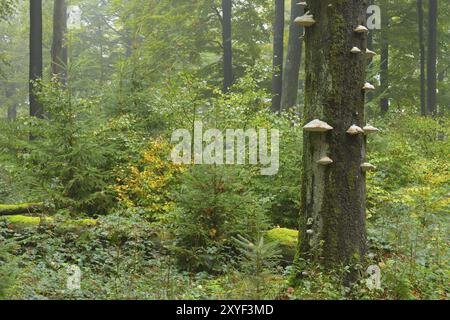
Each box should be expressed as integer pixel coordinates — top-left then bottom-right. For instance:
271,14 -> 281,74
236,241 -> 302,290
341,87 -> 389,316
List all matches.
427,0 -> 437,116
7,104 -> 17,120
271,0 -> 284,112
297,0 -> 367,280
222,0 -> 233,92
51,0 -> 67,84
29,0 -> 43,120
6,84 -> 16,120
379,2 -> 389,113
281,1 -> 304,111
418,0 -> 426,116
365,0 -> 374,103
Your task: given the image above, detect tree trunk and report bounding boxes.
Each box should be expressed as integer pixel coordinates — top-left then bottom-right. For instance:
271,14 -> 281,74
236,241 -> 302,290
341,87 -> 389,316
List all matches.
427,0 -> 437,116
365,0 -> 374,103
0,203 -> 43,216
51,0 -> 68,84
418,0 -> 426,116
29,0 -> 43,120
271,0 -> 284,112
298,0 -> 367,280
379,2 -> 389,113
280,0 -> 304,111
5,84 -> 16,120
222,0 -> 233,92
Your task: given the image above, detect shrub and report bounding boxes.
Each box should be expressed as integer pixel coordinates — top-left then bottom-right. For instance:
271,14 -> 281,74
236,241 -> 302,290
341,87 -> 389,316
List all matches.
169,165 -> 269,272
114,138 -> 184,220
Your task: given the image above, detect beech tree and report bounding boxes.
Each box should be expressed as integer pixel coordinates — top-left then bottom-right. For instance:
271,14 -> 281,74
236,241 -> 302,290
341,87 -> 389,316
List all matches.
222,0 -> 233,92
427,0 -> 438,116
297,0 -> 370,280
379,0 -> 389,113
281,0 -> 304,111
51,0 -> 67,84
29,0 -> 43,119
271,0 -> 284,112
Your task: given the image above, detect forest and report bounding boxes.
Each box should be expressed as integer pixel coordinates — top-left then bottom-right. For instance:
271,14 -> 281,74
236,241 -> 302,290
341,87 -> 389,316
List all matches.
0,0 -> 448,301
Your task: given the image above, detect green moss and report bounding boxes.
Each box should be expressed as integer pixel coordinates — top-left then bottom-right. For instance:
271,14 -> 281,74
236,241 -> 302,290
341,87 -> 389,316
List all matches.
4,215 -> 96,227
5,215 -> 51,225
266,228 -> 298,246
0,203 -> 42,213
266,228 -> 299,264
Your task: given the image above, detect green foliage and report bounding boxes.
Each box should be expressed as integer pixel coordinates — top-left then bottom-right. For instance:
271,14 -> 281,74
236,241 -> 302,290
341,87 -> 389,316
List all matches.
0,0 -> 448,301
169,165 -> 269,272
0,82 -> 118,215
0,0 -> 15,21
0,238 -> 18,299
233,235 -> 281,299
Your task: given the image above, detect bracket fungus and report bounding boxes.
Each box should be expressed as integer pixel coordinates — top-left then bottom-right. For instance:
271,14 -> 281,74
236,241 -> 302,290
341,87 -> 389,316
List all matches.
354,25 -> 369,33
365,48 -> 376,58
363,82 -> 376,91
317,156 -> 333,166
306,229 -> 314,235
303,119 -> 333,132
294,12 -> 316,27
350,47 -> 362,54
297,1 -> 307,6
361,163 -> 376,172
363,125 -> 380,134
347,125 -> 364,135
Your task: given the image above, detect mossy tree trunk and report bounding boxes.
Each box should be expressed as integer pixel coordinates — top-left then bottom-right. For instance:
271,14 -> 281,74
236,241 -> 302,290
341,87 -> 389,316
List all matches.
297,0 -> 367,279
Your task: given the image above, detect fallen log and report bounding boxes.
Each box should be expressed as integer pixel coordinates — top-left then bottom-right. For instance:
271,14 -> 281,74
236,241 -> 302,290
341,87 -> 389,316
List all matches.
0,203 -> 43,216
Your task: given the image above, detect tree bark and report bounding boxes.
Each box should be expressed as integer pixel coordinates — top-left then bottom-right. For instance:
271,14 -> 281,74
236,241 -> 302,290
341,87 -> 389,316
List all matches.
51,0 -> 68,84
271,0 -> 284,112
365,0 -> 374,103
427,0 -> 437,116
298,0 -> 367,279
280,0 -> 304,111
29,0 -> 43,120
222,0 -> 233,92
418,0 -> 426,116
379,1 -> 389,113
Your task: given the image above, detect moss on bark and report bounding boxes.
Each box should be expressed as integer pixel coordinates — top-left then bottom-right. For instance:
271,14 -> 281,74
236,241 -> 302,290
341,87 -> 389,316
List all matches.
297,0 -> 368,274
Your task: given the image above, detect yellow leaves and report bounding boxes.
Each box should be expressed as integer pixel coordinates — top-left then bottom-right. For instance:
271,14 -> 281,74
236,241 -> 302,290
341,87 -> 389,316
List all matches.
209,228 -> 217,238
113,137 -> 185,216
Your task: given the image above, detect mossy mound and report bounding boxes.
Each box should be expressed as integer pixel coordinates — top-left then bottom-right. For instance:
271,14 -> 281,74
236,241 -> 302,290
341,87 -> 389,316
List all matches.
265,228 -> 298,264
